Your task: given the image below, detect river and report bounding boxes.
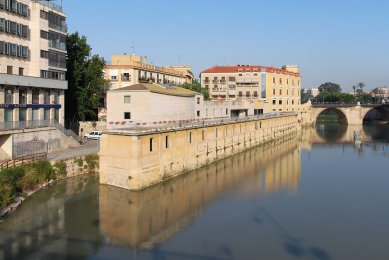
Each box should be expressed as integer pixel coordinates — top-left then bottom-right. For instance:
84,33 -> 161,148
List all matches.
0,124 -> 388,259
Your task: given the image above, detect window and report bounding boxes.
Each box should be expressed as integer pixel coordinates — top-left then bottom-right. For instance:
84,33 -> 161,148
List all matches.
40,50 -> 48,59
226,109 -> 228,115
272,100 -> 276,105
253,91 -> 258,97
149,138 -> 153,152
246,91 -> 250,97
189,132 -> 192,143
279,78 -> 282,84
7,66 -> 12,74
165,135 -> 169,148
111,75 -> 117,80
124,95 -> 131,103
202,130 -> 205,141
216,128 -> 218,138
273,89 -> 275,95
19,88 -> 27,104
273,77 -> 276,84
279,89 -> 282,95
229,77 -> 235,81
197,97 -> 201,104
32,89 -> 40,104
124,112 -> 131,119
254,73 -> 258,76
197,110 -> 200,117
5,87 -> 13,104
40,10 -> 48,20
44,90 -> 50,104
279,100 -> 282,105
238,73 -> 242,76
40,30 -> 48,39
18,67 -> 23,76
0,18 -> 5,31
238,91 -> 243,97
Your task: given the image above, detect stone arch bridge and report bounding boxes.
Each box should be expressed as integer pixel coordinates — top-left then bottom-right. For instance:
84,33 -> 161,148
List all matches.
309,103 -> 389,125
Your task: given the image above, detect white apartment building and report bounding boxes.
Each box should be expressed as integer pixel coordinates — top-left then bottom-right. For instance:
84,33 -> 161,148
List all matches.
106,83 -> 254,129
0,0 -> 67,127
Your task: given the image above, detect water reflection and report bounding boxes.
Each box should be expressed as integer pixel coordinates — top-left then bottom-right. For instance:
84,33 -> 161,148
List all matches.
1,125 -> 388,259
99,134 -> 301,250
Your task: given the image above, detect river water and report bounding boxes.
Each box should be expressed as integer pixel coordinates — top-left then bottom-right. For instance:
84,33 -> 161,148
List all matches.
0,125 -> 389,260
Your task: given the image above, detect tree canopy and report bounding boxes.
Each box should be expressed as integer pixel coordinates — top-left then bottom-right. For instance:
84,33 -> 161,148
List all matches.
180,81 -> 210,100
66,32 -> 106,126
318,82 -> 342,93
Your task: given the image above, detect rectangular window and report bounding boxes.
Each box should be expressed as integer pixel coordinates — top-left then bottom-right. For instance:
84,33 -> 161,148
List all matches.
202,130 -> 205,141
272,100 -> 276,105
122,72 -> 130,81
0,18 -> 5,31
226,109 -> 228,115
18,67 -> 23,76
279,89 -> 282,95
149,138 -> 153,152
197,97 -> 200,104
124,95 -> 131,103
41,30 -> 48,39
7,66 -> 12,74
165,135 -> 169,148
189,132 -> 192,143
197,110 -> 200,117
111,75 -> 117,80
40,10 -> 48,20
40,50 -> 48,59
124,112 -> 131,119
279,100 -> 282,105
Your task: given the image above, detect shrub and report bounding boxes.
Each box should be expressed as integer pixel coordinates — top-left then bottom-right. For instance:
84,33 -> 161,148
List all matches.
53,161 -> 67,177
85,154 -> 99,172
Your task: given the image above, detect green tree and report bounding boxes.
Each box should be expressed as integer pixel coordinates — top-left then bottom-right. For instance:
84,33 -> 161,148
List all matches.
180,81 -> 210,100
354,82 -> 366,98
66,32 -> 106,125
318,82 -> 342,93
300,89 -> 311,104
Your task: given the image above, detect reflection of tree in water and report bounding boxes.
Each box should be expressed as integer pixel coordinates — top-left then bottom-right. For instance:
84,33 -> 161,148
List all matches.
315,123 -> 348,143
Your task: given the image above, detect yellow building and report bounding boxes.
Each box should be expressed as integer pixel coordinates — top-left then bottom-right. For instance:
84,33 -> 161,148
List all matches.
104,54 -> 193,90
200,65 -> 301,112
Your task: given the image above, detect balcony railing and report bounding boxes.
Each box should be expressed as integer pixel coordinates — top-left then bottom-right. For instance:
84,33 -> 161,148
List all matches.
49,23 -> 67,33
34,0 -> 63,12
49,60 -> 66,69
203,80 -> 210,84
49,41 -> 66,51
212,80 -> 219,84
220,80 -> 226,84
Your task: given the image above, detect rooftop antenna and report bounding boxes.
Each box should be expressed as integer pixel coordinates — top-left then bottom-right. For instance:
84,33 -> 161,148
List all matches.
131,41 -> 135,56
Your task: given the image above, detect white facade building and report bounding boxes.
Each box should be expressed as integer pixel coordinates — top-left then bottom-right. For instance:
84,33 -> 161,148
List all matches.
0,0 -> 67,127
106,83 -> 255,129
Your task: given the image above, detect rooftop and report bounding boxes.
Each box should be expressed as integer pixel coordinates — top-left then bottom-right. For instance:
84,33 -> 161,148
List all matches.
110,83 -> 200,97
201,65 -> 300,76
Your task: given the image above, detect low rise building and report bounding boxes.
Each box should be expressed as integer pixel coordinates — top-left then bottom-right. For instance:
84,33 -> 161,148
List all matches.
200,65 -> 301,112
106,83 -> 254,129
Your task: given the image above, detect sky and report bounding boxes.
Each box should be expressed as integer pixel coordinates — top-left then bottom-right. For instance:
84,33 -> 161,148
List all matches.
62,0 -> 389,91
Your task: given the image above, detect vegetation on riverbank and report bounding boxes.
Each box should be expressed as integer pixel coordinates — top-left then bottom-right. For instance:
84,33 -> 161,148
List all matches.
0,155 -> 99,210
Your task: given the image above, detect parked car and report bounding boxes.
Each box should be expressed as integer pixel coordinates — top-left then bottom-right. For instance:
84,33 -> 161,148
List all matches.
84,131 -> 102,140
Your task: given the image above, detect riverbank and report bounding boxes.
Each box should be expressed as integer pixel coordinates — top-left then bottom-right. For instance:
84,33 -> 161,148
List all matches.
0,154 -> 98,220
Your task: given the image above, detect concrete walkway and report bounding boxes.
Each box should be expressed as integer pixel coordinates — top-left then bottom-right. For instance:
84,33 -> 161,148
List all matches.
47,139 -> 100,161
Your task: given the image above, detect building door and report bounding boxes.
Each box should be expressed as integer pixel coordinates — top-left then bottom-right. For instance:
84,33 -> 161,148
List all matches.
54,109 -> 59,122
44,108 -> 50,120
19,108 -> 27,121
4,109 -> 13,122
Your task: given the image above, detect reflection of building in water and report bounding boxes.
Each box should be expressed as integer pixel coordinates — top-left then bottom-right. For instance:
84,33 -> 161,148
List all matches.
99,133 -> 301,249
0,176 -> 99,259
264,148 -> 300,194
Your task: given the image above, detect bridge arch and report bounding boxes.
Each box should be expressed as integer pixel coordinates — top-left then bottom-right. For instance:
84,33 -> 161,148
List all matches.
362,105 -> 389,124
313,107 -> 348,125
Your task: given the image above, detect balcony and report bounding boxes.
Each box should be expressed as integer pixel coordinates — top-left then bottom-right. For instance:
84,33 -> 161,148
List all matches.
211,88 -> 218,93
203,80 -> 210,84
220,80 -> 226,84
49,60 -> 66,69
212,80 -> 219,84
49,41 -> 66,51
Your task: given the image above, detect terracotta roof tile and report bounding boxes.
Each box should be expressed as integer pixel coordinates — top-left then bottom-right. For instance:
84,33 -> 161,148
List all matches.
111,83 -> 199,97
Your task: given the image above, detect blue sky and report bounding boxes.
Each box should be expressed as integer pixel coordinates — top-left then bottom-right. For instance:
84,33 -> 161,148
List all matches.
63,0 -> 389,91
